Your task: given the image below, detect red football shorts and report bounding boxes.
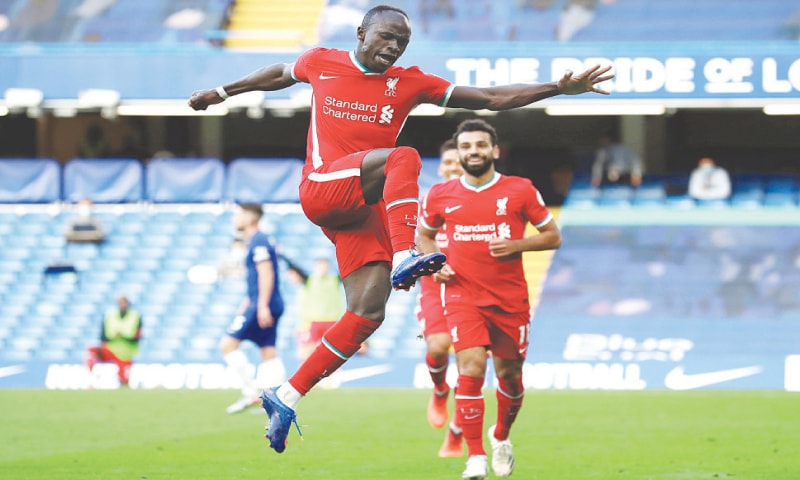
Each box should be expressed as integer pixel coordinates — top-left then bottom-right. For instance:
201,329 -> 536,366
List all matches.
445,303 -> 531,360
416,275 -> 448,336
299,151 -> 392,279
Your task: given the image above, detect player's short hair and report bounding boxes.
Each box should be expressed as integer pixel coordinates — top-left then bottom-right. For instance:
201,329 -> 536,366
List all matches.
439,138 -> 457,155
238,203 -> 263,220
361,5 -> 409,29
452,119 -> 499,146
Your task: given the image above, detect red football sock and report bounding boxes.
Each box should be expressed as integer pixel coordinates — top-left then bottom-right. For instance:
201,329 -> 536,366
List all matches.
455,374 -> 486,456
118,361 -> 132,385
426,352 -> 449,392
494,377 -> 524,441
288,311 -> 380,395
85,348 -> 97,371
383,146 -> 421,254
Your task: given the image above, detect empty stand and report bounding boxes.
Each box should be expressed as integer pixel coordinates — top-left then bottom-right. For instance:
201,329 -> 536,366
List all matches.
1,0 -> 230,43
564,173 -> 800,209
1,160 -> 799,372
573,0 -> 797,43
1,0 -> 795,45
0,202 -> 350,365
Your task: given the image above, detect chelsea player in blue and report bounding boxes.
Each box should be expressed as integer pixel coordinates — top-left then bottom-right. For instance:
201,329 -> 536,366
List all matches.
221,203 -> 286,414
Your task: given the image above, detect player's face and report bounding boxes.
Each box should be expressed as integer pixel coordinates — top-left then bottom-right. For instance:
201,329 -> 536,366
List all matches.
438,148 -> 463,180
232,207 -> 250,232
356,11 -> 410,73
456,131 -> 499,177
117,297 -> 129,313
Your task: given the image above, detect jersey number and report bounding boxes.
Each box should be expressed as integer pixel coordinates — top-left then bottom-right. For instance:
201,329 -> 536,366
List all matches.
518,325 -> 530,346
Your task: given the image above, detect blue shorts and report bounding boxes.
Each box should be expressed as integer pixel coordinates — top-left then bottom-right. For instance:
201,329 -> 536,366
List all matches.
225,304 -> 281,348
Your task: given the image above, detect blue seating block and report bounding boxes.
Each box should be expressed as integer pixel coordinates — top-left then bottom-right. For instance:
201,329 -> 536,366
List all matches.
64,158 -> 144,203
0,158 -> 61,203
225,157 -> 303,203
146,157 -> 225,203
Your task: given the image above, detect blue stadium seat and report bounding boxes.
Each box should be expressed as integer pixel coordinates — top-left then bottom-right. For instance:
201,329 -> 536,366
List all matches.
564,174 -> 600,207
131,244 -> 169,260
664,194 -> 696,209
180,222 -> 214,236
762,192 -> 797,208
146,157 -> 226,203
0,158 -> 61,203
695,198 -> 729,209
597,186 -> 633,207
508,6 -> 560,42
732,174 -> 764,193
127,258 -> 161,271
161,257 -> 196,273
765,176 -> 798,194
730,190 -> 763,209
64,158 -> 144,203
225,158 -> 304,203
113,222 -> 146,237
140,234 -> 174,248
573,0 -> 796,42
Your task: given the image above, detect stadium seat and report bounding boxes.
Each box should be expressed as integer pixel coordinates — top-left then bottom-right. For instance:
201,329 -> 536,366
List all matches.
664,194 -> 696,209
225,157 -> 304,203
146,157 -> 226,203
597,186 -> 633,207
64,158 -> 144,203
730,190 -> 763,209
0,158 -> 61,203
765,176 -> 798,194
762,192 -> 797,208
695,198 -> 729,209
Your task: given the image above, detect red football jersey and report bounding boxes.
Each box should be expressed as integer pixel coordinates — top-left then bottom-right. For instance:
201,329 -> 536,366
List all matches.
291,48 -> 454,170
420,173 -> 553,312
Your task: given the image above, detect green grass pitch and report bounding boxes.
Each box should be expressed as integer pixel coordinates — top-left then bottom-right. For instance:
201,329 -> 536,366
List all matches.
0,389 -> 798,479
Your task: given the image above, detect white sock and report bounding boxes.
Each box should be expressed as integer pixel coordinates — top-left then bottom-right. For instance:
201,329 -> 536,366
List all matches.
450,422 -> 462,435
224,350 -> 256,396
256,357 -> 286,389
392,249 -> 412,269
276,382 -> 303,410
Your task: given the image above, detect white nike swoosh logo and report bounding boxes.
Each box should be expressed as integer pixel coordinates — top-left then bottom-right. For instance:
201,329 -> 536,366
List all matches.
664,365 -> 762,390
463,413 -> 481,420
518,347 -> 528,355
319,73 -> 339,80
0,365 -> 25,379
444,205 -> 462,214
325,364 -> 393,385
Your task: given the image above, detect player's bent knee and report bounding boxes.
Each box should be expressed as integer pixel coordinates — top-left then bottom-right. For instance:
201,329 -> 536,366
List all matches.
388,146 -> 422,171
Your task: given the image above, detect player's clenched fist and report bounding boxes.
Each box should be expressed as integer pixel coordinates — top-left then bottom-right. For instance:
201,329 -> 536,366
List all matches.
188,89 -> 224,111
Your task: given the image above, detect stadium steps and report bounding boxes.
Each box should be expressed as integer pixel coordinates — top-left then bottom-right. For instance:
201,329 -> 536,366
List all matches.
224,0 -> 326,50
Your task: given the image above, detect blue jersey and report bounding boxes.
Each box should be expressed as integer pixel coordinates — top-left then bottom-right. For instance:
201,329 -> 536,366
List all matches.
246,231 -> 284,317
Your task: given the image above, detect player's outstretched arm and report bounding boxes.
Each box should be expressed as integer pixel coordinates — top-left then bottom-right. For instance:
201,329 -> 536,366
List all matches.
447,64 -> 614,111
416,226 -> 455,283
188,63 -> 297,111
488,219 -> 562,258
415,225 -> 439,256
